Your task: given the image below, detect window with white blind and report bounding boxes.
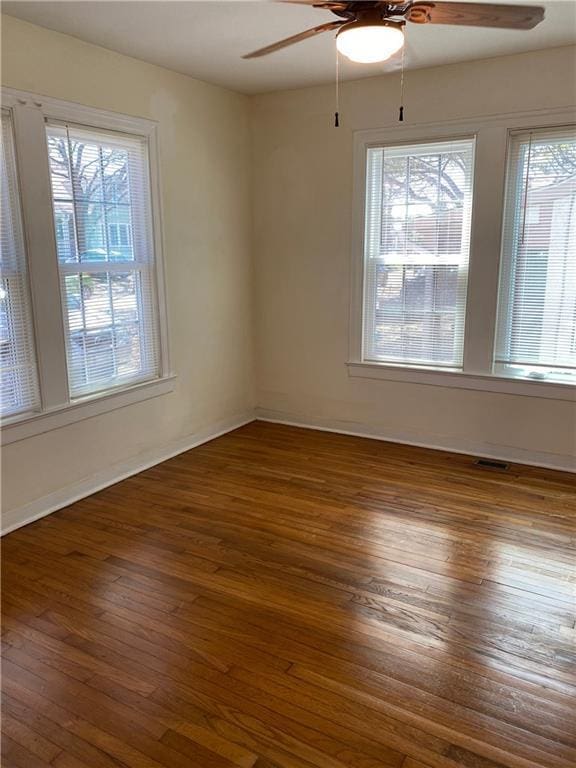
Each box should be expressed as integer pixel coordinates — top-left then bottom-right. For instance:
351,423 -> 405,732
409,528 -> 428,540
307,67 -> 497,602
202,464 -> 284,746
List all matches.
0,110 -> 40,417
46,122 -> 160,397
1,89 -> 171,442
351,115 -> 575,400
495,127 -> 576,384
362,139 -> 475,368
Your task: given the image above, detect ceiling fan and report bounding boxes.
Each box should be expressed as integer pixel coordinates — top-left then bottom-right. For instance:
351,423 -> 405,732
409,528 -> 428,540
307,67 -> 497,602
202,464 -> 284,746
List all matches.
243,1 -> 545,64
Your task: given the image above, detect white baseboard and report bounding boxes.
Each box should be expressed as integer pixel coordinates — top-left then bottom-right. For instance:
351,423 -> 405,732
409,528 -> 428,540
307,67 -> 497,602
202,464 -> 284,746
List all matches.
256,409 -> 575,473
4,407 -> 572,536
1,412 -> 255,536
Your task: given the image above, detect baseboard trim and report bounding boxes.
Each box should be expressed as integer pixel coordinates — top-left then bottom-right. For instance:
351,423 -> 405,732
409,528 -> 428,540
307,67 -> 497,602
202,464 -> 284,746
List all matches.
256,409 -> 575,473
4,408 -> 572,536
2,412 -> 255,536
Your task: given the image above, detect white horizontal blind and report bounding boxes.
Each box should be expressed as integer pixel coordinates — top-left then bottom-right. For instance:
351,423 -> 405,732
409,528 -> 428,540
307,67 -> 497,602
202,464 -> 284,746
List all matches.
495,127 -> 576,384
363,138 -> 475,368
0,109 -> 40,417
46,121 -> 161,398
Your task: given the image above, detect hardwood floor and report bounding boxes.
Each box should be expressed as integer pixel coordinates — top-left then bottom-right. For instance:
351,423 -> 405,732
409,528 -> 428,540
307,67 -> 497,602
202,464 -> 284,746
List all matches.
2,421 -> 575,768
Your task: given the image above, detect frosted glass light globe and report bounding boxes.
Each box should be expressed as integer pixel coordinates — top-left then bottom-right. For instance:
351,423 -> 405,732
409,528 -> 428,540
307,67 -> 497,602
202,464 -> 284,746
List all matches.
336,23 -> 404,64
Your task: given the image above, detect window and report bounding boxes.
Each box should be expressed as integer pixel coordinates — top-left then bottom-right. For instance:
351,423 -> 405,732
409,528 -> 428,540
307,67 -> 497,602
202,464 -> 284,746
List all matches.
352,114 -> 576,400
108,222 -> 131,249
46,122 -> 160,397
363,139 -> 475,368
495,127 -> 576,384
0,110 -> 40,417
1,89 -> 171,441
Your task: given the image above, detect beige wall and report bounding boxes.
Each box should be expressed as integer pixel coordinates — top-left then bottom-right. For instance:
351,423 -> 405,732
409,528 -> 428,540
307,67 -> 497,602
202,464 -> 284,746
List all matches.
1,15 -> 255,516
2,17 -> 575,525
252,46 -> 576,469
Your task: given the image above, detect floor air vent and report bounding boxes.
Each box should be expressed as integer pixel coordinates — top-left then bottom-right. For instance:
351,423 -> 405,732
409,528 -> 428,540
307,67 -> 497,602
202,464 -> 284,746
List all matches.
474,458 -> 510,471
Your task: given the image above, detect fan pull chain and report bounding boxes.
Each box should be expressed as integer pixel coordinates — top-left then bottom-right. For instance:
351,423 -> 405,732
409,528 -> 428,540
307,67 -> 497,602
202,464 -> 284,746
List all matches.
520,132 -> 533,245
398,36 -> 406,122
334,42 -> 340,128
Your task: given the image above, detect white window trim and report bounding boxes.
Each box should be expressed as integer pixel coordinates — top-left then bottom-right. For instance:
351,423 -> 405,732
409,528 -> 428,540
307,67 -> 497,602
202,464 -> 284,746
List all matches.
349,106 -> 576,401
1,88 -> 175,444
346,363 -> 574,401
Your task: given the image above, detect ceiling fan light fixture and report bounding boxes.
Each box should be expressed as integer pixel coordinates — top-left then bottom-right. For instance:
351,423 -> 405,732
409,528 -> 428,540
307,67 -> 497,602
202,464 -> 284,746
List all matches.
336,21 -> 404,64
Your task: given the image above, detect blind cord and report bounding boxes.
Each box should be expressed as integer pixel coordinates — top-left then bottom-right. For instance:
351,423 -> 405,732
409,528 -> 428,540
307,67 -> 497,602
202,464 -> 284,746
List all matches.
399,31 -> 406,122
334,42 -> 340,128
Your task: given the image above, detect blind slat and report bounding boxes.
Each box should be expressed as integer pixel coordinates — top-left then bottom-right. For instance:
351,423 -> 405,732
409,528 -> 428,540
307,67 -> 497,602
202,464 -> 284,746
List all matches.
46,121 -> 161,398
495,127 -> 576,384
362,138 -> 475,368
0,110 -> 40,418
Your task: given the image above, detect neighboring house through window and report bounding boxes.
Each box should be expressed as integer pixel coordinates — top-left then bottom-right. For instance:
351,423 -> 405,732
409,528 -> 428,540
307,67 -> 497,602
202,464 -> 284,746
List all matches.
495,128 -> 576,384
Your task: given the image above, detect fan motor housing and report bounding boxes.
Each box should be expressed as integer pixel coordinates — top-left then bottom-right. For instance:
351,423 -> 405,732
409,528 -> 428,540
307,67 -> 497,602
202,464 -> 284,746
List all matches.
336,18 -> 406,37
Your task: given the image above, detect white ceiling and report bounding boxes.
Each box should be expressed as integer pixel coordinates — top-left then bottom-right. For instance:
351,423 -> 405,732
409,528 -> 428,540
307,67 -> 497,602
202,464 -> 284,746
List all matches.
3,0 -> 576,94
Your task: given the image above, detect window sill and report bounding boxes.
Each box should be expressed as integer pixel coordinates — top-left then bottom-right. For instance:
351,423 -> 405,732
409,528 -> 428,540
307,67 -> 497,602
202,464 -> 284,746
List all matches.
347,362 -> 576,402
1,375 -> 177,446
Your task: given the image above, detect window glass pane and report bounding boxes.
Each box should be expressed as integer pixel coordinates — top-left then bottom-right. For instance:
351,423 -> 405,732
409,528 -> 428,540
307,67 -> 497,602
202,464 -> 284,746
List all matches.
0,110 -> 40,417
46,122 -> 160,398
47,128 -> 134,264
363,139 -> 475,368
495,128 -> 576,384
62,270 -> 149,392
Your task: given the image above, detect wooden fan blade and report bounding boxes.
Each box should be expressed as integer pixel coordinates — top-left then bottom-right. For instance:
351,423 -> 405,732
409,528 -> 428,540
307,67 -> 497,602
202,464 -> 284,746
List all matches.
278,1 -> 404,7
279,1 -> 349,6
408,2 -> 545,30
243,20 -> 344,58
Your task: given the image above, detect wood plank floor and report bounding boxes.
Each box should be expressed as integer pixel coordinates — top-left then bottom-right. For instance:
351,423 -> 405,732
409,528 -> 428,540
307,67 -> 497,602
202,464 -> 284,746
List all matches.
2,421 -> 576,768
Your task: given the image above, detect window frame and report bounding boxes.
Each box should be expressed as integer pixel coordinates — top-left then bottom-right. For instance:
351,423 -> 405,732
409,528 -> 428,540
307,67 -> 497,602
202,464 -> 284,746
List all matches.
494,126 -> 576,384
1,88 -> 174,445
361,135 -> 477,369
1,107 -> 41,418
349,107 -> 576,402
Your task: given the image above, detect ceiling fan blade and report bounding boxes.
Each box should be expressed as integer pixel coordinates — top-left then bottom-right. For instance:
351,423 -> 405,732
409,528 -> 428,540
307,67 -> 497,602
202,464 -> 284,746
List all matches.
279,1 -> 349,6
278,1 -> 406,9
279,1 -> 406,5
408,2 -> 545,30
243,20 -> 345,58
